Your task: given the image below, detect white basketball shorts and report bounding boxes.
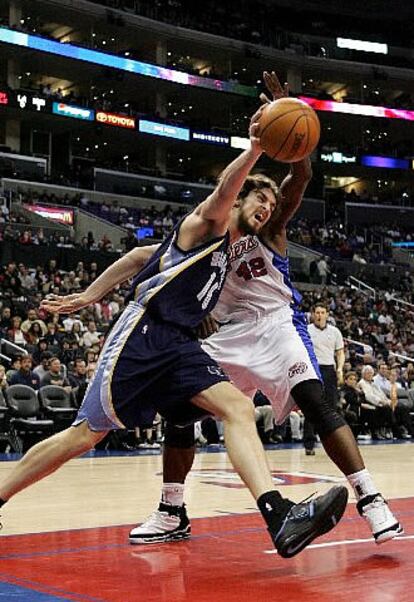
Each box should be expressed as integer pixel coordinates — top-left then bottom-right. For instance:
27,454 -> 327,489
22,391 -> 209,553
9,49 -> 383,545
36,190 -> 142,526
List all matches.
201,306 -> 322,424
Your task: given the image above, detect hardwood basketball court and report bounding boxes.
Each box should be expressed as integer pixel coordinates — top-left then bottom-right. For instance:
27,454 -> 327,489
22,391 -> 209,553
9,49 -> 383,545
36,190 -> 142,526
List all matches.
0,441 -> 413,601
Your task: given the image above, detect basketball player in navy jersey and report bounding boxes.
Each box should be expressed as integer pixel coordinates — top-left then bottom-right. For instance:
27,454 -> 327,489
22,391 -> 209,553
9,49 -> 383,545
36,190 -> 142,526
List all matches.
129,72 -> 403,547
0,105 -> 348,558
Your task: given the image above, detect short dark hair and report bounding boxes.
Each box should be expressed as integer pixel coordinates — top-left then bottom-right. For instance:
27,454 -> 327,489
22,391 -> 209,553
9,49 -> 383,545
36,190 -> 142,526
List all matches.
238,174 -> 279,202
312,303 -> 328,312
344,371 -> 357,381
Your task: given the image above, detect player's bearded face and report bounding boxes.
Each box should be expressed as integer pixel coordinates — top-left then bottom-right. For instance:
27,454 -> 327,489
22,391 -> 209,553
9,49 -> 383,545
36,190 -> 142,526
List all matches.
237,189 -> 276,235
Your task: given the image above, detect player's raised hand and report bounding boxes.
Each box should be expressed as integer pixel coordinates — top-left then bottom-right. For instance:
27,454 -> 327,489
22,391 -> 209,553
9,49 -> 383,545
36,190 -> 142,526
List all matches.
249,105 -> 265,155
260,71 -> 289,104
40,292 -> 91,315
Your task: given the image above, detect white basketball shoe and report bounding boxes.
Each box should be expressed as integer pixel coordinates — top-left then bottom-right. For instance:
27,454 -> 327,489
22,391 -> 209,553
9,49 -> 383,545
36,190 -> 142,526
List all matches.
357,494 -> 403,543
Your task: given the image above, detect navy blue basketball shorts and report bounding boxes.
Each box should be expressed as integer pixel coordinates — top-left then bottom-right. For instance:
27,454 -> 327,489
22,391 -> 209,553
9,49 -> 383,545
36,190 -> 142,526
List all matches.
73,302 -> 229,431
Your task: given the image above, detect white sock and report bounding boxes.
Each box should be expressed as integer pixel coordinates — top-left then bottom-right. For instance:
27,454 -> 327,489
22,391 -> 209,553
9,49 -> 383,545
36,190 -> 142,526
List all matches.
347,469 -> 378,501
161,483 -> 185,507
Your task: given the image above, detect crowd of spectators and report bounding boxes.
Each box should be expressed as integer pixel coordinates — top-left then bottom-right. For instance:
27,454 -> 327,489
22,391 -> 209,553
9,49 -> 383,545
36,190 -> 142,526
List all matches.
289,218 -> 414,265
3,10 -> 414,109
82,0 -> 414,73
1,251 -> 413,450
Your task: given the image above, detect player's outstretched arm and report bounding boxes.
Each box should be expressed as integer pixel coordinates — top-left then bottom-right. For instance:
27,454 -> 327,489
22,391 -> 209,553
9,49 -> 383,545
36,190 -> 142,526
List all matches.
41,244 -> 159,314
178,108 -> 264,247
256,70 -> 312,253
260,157 -> 312,254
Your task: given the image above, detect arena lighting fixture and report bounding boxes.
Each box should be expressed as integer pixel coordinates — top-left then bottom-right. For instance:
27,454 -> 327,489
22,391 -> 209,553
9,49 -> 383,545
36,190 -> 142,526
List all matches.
299,96 -> 414,122
361,155 -> 409,169
337,37 -> 388,54
0,27 -> 256,97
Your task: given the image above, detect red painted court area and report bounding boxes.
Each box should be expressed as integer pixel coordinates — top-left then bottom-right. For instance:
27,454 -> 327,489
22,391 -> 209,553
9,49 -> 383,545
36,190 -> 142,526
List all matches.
1,498 -> 413,602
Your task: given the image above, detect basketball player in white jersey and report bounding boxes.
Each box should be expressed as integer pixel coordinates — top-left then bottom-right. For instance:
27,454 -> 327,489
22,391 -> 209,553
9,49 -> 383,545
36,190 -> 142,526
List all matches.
129,72 -> 403,547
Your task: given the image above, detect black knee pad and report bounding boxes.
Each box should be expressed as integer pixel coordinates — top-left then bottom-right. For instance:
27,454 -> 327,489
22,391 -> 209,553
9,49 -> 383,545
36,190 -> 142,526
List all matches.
291,380 -> 346,438
164,422 -> 195,448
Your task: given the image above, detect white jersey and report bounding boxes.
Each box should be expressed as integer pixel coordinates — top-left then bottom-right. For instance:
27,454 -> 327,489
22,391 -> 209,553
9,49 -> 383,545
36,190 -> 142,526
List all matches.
212,235 -> 302,323
202,235 -> 321,424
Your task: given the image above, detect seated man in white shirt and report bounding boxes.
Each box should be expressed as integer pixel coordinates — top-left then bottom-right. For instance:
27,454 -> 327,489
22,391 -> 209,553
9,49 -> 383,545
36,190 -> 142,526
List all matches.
358,365 -> 394,440
373,363 -> 413,438
82,320 -> 100,348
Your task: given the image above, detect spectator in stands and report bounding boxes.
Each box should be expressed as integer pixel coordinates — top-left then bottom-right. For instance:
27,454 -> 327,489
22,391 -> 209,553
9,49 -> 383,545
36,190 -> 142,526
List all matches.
18,264 -> 35,290
89,262 -> 98,280
316,256 -> 330,284
122,230 -> 137,252
383,367 -> 414,438
33,351 -> 53,381
21,309 -> 47,336
40,356 -> 71,392
340,371 -> 366,439
26,322 -> 44,347
59,339 -> 78,367
45,258 -> 58,278
19,230 -> 33,245
1,262 -> 22,295
62,314 -> 83,333
8,354 -> 40,390
67,322 -> 84,346
0,307 -> 12,332
253,390 -> 279,444
84,349 -> 98,367
44,322 -> 63,349
289,410 -> 304,442
82,320 -> 100,348
99,234 -> 113,252
68,358 -> 87,390
0,364 -> 8,391
7,316 -> 28,347
108,293 -> 122,317
5,358 -> 20,385
358,365 -> 394,439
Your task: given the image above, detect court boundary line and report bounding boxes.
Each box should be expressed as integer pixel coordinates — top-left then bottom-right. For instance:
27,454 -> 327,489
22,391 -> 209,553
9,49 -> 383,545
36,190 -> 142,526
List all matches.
264,534 -> 414,554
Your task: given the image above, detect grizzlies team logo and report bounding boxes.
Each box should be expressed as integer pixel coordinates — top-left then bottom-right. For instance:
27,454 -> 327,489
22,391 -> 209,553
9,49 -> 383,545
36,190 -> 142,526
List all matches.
288,361 -> 308,379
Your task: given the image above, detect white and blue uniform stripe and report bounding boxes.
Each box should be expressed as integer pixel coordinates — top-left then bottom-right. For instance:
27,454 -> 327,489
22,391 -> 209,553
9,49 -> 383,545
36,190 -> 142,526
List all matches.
74,223 -> 230,431
202,235 -> 321,424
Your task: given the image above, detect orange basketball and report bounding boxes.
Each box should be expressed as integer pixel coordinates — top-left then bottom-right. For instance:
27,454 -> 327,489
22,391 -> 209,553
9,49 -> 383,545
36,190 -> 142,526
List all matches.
258,97 -> 320,163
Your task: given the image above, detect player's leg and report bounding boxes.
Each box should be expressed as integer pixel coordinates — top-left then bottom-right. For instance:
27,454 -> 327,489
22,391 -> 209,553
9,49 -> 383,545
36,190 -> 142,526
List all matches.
191,381 -> 349,557
292,379 -> 403,543
130,423 -> 195,544
0,421 -> 106,503
303,418 -> 316,455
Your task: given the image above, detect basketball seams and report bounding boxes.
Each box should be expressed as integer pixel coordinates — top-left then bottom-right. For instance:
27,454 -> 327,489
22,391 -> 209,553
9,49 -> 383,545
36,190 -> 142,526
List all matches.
270,113 -> 306,160
260,106 -> 310,138
259,98 -> 320,162
301,112 -> 311,159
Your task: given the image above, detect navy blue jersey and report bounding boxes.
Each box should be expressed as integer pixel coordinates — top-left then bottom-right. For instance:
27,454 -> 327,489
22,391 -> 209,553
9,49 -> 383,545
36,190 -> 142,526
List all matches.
126,221 -> 229,329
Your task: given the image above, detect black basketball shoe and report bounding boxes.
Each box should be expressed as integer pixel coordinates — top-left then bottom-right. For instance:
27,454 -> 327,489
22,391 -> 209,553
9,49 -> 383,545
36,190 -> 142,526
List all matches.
271,486 -> 349,558
129,502 -> 191,544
